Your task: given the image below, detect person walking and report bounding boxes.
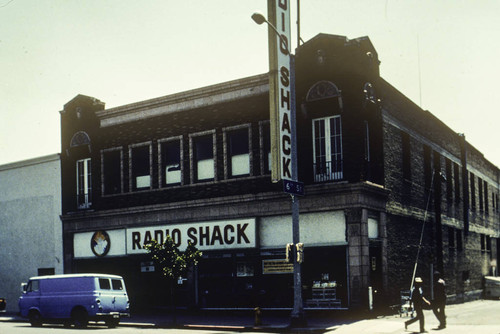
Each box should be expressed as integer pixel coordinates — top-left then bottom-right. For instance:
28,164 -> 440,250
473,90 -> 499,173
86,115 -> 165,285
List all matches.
405,277 -> 431,333
432,271 -> 446,329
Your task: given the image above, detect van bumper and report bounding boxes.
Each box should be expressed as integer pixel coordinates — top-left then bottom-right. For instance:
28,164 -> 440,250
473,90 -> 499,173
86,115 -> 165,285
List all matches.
95,312 -> 130,320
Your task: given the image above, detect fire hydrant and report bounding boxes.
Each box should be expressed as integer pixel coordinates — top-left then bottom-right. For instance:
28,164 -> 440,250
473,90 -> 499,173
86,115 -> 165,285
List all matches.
254,307 -> 262,326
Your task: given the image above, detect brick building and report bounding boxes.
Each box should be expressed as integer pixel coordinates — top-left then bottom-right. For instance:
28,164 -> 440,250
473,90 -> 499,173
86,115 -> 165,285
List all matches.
60,34 -> 499,311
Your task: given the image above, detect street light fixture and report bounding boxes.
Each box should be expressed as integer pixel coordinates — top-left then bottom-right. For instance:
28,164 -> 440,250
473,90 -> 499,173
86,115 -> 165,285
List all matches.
251,12 -> 290,55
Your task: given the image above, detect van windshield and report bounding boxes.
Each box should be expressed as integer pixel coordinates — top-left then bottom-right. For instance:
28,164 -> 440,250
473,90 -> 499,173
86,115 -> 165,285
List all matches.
27,280 -> 39,292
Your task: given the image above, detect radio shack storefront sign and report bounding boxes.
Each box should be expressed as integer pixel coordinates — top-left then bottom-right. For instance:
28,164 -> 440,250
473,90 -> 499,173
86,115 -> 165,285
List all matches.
73,218 -> 256,258
127,218 -> 256,254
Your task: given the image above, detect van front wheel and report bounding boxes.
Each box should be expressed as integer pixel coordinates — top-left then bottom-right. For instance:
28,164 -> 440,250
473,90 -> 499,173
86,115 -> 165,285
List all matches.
71,308 -> 88,328
28,310 -> 42,327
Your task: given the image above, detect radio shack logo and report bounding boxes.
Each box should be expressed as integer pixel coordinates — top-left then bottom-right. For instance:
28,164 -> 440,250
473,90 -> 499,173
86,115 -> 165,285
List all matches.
91,231 -> 110,257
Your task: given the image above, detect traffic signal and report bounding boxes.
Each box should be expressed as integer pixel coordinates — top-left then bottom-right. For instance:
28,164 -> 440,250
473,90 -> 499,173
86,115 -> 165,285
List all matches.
285,243 -> 293,263
296,243 -> 304,263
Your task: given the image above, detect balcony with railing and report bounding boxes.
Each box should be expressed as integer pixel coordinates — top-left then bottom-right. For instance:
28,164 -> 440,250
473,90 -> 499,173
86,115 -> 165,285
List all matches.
313,160 -> 343,182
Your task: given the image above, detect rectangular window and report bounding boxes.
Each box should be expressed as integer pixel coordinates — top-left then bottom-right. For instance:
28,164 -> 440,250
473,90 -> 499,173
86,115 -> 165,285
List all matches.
481,234 -> 486,252
312,116 -> 343,182
364,121 -> 370,163
159,138 -> 182,186
99,278 -> 111,290
225,126 -> 251,177
191,133 -> 215,182
76,158 -> 92,209
111,279 -> 123,290
260,121 -> 271,175
102,148 -> 122,195
423,145 -> 432,199
457,229 -> 463,251
401,131 -> 411,180
479,178 -> 484,212
495,194 -> 500,213
454,163 -> 460,203
470,173 -> 476,211
130,143 -> 152,191
445,159 -> 453,202
448,226 -> 455,249
484,181 -> 489,214
37,268 -> 55,276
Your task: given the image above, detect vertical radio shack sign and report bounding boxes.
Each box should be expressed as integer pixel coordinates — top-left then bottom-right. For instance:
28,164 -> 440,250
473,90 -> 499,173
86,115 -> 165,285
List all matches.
268,0 -> 292,182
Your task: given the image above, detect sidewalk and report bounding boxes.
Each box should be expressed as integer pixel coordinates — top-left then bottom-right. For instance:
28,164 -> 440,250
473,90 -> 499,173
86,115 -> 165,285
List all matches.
2,300 -> 500,333
120,308 -> 355,332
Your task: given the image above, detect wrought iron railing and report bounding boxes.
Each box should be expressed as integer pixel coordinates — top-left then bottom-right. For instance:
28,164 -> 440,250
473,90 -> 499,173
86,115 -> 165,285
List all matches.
313,160 -> 343,182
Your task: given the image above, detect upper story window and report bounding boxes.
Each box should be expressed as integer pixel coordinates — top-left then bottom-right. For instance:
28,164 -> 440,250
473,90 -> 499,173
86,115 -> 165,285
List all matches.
484,181 -> 489,214
454,163 -> 461,203
190,131 -> 216,183
478,177 -> 484,212
260,121 -> 271,175
445,159 -> 453,202
130,142 -> 152,191
312,115 -> 343,182
423,145 -> 432,192
101,147 -> 123,195
76,158 -> 92,209
401,131 -> 411,181
224,125 -> 251,178
470,172 -> 476,211
159,137 -> 183,187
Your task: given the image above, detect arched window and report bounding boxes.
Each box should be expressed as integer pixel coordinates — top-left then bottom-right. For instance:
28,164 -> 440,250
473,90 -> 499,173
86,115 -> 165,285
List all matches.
306,81 -> 341,102
70,131 -> 91,147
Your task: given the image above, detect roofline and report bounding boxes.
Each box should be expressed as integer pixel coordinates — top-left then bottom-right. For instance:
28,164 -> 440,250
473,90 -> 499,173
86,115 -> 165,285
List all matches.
28,273 -> 123,280
96,73 -> 269,127
0,153 -> 60,172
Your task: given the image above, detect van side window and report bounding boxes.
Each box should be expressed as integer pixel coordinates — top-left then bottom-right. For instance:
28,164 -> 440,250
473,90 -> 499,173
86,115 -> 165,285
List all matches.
99,278 -> 111,290
112,279 -> 123,290
27,280 -> 39,292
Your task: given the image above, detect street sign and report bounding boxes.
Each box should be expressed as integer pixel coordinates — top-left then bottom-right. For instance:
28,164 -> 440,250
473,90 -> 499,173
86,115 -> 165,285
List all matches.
283,179 -> 304,196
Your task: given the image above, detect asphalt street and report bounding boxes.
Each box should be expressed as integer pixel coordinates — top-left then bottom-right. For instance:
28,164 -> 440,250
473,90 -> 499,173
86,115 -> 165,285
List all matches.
1,299 -> 499,333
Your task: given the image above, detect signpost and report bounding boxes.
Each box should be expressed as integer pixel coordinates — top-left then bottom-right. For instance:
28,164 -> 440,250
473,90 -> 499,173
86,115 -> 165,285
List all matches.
253,0 -> 305,326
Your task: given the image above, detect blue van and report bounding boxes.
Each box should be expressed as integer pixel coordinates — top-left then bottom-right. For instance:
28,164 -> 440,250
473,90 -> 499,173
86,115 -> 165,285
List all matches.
18,274 -> 130,328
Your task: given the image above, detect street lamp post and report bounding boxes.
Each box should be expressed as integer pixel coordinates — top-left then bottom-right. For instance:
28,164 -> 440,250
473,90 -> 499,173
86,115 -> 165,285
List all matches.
252,12 -> 306,327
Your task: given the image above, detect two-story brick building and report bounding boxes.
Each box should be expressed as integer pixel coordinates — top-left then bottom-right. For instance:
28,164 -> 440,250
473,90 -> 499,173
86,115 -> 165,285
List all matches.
60,34 -> 500,312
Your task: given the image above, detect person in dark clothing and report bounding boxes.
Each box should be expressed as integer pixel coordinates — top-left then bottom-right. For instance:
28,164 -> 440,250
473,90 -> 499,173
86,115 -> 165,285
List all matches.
432,271 -> 446,329
405,277 -> 431,333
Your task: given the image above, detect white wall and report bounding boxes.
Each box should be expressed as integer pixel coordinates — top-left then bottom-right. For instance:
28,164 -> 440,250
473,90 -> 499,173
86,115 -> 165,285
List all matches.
0,154 -> 62,312
259,211 -> 347,248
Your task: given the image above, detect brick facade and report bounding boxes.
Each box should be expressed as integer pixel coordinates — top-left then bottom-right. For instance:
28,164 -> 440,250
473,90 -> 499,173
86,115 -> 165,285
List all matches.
60,34 -> 499,311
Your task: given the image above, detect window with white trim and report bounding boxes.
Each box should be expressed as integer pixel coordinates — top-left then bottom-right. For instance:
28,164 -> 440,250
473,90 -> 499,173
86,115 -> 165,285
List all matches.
224,125 -> 251,178
76,158 -> 91,209
102,148 -> 123,195
191,132 -> 216,182
130,143 -> 152,191
159,137 -> 182,186
312,115 -> 343,181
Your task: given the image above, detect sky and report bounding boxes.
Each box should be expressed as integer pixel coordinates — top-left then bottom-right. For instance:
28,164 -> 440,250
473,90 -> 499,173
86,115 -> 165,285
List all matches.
1,0 -> 499,168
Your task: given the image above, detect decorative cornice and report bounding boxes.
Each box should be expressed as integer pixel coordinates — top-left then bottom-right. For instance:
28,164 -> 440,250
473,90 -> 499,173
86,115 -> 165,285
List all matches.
96,73 -> 269,127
